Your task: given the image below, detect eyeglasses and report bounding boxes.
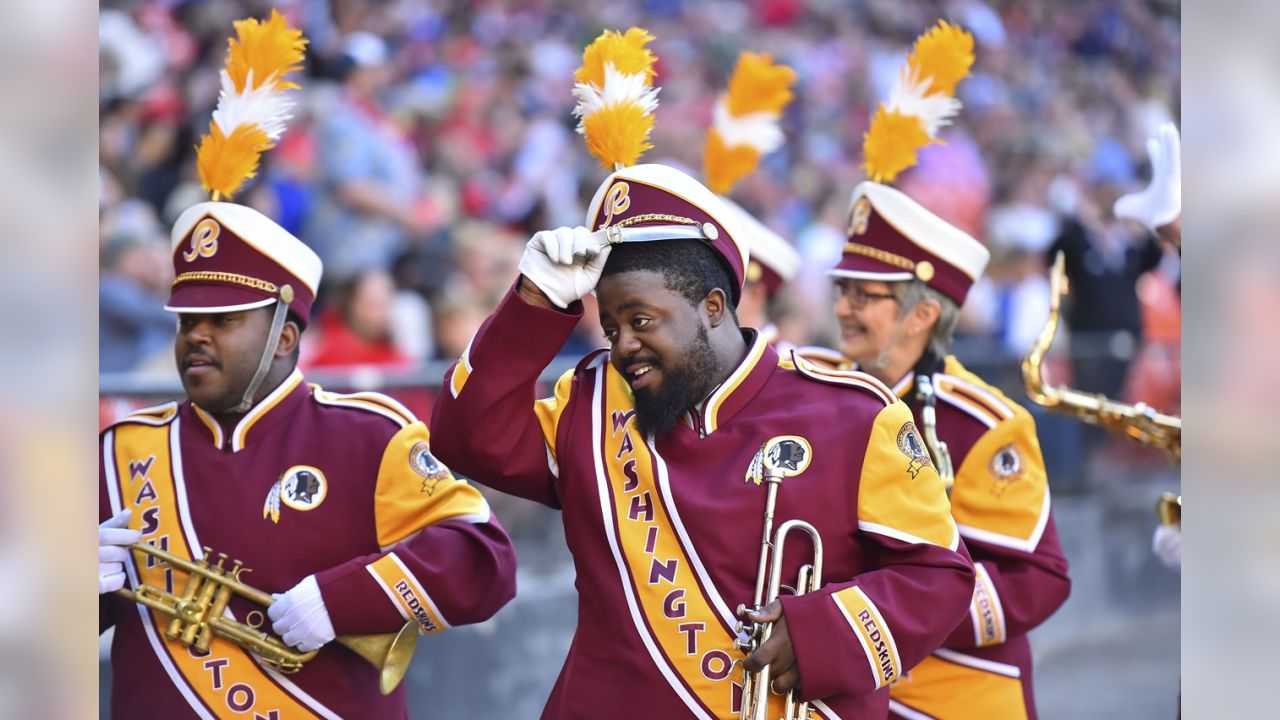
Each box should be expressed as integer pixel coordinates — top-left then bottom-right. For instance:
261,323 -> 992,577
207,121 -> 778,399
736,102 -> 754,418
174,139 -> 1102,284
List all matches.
834,279 -> 900,308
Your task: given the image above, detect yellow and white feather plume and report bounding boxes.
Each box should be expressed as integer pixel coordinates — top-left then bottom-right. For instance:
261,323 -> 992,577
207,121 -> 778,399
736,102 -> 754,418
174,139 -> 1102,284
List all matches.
195,9 -> 308,200
862,20 -> 974,184
572,27 -> 661,171
704,52 -> 796,195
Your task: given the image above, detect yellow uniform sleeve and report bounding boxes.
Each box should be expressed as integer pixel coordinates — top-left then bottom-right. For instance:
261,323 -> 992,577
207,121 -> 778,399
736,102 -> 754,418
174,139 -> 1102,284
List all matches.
533,367 -> 575,469
373,421 -> 493,549
950,408 -> 1051,554
857,401 -> 960,551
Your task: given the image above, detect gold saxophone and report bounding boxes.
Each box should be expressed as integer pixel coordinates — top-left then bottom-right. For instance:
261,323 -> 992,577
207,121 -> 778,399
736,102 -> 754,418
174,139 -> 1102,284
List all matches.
117,542 -> 417,695
1022,252 -> 1181,462
735,438 -> 822,720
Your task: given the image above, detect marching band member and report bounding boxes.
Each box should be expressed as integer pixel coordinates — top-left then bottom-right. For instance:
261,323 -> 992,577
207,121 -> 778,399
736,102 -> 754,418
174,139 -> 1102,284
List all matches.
819,22 -> 1070,719
97,14 -> 515,718
703,52 -> 844,368
430,28 -> 974,719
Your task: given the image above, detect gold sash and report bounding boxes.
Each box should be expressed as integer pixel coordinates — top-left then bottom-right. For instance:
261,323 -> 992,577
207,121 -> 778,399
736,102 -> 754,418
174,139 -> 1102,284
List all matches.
596,366 -> 784,718
107,420 -> 327,719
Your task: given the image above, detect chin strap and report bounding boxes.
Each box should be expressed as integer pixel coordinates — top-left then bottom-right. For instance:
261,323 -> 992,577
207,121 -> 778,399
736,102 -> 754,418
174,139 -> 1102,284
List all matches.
235,285 -> 293,414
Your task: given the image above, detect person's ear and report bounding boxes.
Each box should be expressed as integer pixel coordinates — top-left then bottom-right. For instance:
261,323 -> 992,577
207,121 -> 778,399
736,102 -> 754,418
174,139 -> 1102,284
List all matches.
908,299 -> 941,337
704,288 -> 728,328
275,320 -> 301,358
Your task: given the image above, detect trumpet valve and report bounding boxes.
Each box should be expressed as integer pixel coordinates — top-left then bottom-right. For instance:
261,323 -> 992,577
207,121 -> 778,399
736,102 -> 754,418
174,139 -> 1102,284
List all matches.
175,599 -> 203,624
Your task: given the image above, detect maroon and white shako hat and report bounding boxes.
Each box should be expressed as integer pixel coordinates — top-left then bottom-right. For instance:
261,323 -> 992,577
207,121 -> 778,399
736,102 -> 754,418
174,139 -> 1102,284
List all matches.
586,164 -> 750,305
830,181 -> 989,305
721,197 -> 800,300
165,202 -> 322,325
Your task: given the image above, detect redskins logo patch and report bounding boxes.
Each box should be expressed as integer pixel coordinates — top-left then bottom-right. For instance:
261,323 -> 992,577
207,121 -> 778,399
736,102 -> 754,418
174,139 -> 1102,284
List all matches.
847,197 -> 872,237
897,422 -> 932,479
990,444 -> 1024,489
746,435 -> 813,484
600,181 -> 632,228
262,465 -> 327,524
410,441 -> 450,495
182,217 -> 221,262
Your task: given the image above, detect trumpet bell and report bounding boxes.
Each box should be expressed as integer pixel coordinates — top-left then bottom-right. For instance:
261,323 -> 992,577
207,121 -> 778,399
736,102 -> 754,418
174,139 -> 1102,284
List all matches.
340,621 -> 419,695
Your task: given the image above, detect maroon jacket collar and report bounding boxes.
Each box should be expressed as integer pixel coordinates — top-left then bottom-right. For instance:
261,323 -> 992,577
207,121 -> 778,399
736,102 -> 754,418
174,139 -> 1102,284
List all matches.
688,330 -> 777,437
188,369 -> 308,452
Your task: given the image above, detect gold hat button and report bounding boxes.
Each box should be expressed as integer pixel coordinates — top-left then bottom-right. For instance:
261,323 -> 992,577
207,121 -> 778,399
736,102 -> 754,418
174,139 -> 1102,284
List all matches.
702,222 -> 719,240
915,261 -> 935,282
280,284 -> 295,303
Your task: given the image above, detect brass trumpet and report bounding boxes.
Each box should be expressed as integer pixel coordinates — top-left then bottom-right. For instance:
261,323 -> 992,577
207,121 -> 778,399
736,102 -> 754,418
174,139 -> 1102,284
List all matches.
117,542 -> 417,695
736,439 -> 823,720
1022,251 -> 1182,462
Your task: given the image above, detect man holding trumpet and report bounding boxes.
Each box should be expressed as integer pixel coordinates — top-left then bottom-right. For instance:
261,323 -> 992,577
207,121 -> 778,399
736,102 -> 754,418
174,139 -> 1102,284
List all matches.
97,196 -> 517,718
97,15 -> 515,718
430,161 -> 976,718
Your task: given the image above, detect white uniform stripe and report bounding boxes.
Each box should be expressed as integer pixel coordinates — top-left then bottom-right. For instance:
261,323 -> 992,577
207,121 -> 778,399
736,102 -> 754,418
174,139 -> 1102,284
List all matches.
262,667 -> 343,720
932,647 -> 1022,678
973,562 -> 1007,645
169,418 -> 204,560
858,520 -> 959,552
854,587 -> 900,680
888,699 -> 937,720
103,430 -> 217,720
590,371 -> 713,720
449,340 -> 474,399
231,369 -> 304,451
956,488 -> 1051,554
933,383 -> 997,428
339,391 -> 417,424
811,699 -> 843,720
649,441 -> 738,631
312,391 -> 409,428
367,565 -> 413,624
936,373 -> 1015,418
832,594 -> 884,689
121,421 -> 343,719
387,551 -> 451,629
703,332 -> 767,434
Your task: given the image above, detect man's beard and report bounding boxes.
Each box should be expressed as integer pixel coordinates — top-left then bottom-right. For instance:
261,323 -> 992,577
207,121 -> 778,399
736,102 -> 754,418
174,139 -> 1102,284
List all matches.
633,324 -> 719,440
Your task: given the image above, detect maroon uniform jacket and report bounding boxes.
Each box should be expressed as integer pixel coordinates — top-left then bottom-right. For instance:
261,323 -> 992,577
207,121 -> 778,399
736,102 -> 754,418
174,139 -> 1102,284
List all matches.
881,357 -> 1071,720
99,370 -> 516,719
430,285 -> 975,719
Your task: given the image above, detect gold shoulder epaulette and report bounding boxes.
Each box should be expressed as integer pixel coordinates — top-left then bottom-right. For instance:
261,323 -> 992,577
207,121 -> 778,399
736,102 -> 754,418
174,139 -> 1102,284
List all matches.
312,387 -> 417,428
933,373 -> 1017,429
112,401 -> 180,428
792,345 -> 847,370
789,351 -> 895,406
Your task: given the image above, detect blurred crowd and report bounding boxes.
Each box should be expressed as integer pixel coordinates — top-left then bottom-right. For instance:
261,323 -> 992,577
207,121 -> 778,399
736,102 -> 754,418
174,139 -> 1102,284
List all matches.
98,0 -> 1180,414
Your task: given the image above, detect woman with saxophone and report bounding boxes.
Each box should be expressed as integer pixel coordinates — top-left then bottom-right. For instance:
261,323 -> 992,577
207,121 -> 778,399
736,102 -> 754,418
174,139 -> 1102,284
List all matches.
796,24 -> 1072,718
817,175 -> 1073,719
97,14 -> 516,719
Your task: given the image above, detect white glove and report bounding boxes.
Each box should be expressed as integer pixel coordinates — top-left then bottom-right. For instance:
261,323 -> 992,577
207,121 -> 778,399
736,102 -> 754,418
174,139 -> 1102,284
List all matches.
268,574 -> 336,653
1114,121 -> 1181,231
518,226 -> 614,309
1152,524 -> 1181,572
99,509 -> 141,594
